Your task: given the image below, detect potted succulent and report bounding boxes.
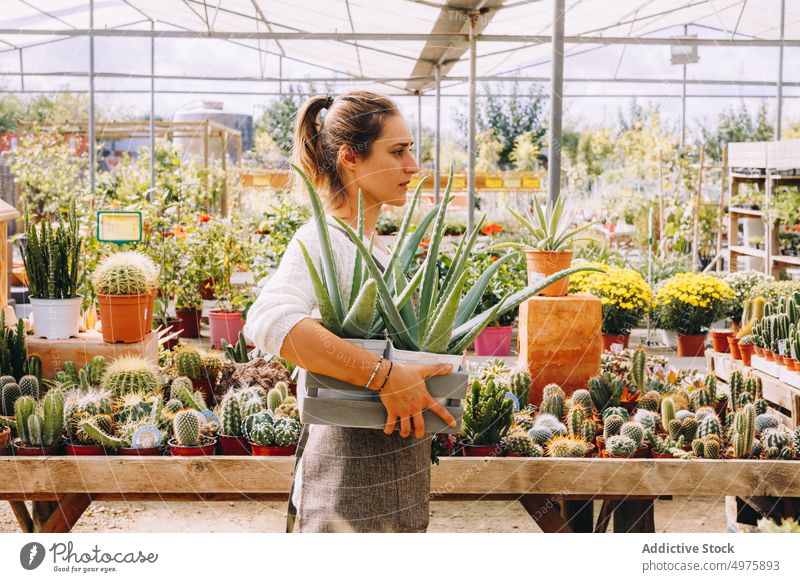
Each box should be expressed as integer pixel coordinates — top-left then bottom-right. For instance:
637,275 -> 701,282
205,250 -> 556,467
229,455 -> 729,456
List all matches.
81,418 -> 165,456
93,251 -> 159,343
242,411 -> 301,456
738,335 -> 756,366
501,430 -> 542,457
490,195 -> 599,297
653,273 -> 736,357
63,388 -> 115,455
460,375 -> 513,456
216,391 -> 259,455
1,391 -> 64,456
172,347 -> 221,406
22,201 -> 83,339
169,409 -> 217,456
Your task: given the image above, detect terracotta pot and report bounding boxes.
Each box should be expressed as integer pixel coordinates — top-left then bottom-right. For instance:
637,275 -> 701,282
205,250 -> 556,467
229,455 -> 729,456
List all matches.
0,426 -> 9,454
169,438 -> 216,456
728,336 -> 742,360
208,310 -> 245,349
784,357 -> 797,370
175,308 -> 202,339
217,435 -> 251,455
97,292 -> 155,343
676,333 -> 707,357
584,444 -> 597,458
12,442 -> 63,456
793,359 -> 800,373
524,249 -> 573,297
710,330 -> 733,353
754,346 -> 764,357
117,446 -> 162,456
65,443 -> 107,456
764,350 -> 775,362
595,436 -> 605,455
461,444 -> 501,457
602,333 -> 630,352
473,325 -> 513,356
738,345 -> 755,368
250,444 -> 297,456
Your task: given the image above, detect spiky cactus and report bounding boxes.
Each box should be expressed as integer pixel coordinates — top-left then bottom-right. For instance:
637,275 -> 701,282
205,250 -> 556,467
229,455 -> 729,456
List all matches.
461,377 -> 514,446
732,403 -> 756,458
606,434 -> 637,457
692,434 -> 720,459
80,420 -> 126,448
501,430 -> 540,456
272,417 -> 301,447
14,391 -> 64,448
165,398 -> 183,414
661,397 -> 676,433
580,419 -> 597,443
761,427 -> 795,459
275,398 -> 300,422
172,409 -> 204,446
589,373 -> 624,412
546,435 -> 590,457
1,382 -> 20,416
629,349 -> 646,391
755,413 -> 781,435
63,388 -> 114,445
691,388 -> 712,410
567,405 -> 586,437
603,414 -> 625,439
508,368 -> 532,406
219,395 -> 242,437
102,356 -> 159,397
634,409 -> 660,433
621,421 -> 644,447
24,355 -> 42,383
18,375 -> 39,399
638,392 -> 660,412
267,387 -> 285,413
668,416 -> 698,442
704,375 -> 718,401
170,377 -> 205,411
602,406 -> 629,421
729,371 -> 744,411
175,349 -> 203,380
697,414 -> 722,439
92,251 -> 158,296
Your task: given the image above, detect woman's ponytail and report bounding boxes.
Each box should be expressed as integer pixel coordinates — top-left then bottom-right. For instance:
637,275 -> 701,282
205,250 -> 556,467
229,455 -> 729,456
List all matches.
292,94 -> 330,192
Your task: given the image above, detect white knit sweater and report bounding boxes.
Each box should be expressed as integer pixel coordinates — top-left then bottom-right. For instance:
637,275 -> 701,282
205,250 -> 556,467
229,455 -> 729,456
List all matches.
243,216 -> 391,356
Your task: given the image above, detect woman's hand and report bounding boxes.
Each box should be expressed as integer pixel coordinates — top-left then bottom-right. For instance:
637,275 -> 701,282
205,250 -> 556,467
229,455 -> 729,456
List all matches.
379,362 -> 457,438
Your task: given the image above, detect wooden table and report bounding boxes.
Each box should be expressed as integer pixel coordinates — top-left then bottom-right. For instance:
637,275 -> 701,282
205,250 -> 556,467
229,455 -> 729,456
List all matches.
2,456 -> 799,533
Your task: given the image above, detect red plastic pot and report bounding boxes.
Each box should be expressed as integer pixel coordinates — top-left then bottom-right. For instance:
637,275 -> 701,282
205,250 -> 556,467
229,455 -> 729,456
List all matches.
175,308 -> 202,338
473,325 -> 513,356
13,442 -> 63,456
461,444 -> 501,457
676,333 -> 707,357
250,444 -> 297,456
169,439 -> 216,456
710,330 -> 733,353
208,310 -> 245,349
65,443 -> 107,456
117,446 -> 162,456
728,336 -> 742,360
217,435 -> 251,455
602,334 -> 630,352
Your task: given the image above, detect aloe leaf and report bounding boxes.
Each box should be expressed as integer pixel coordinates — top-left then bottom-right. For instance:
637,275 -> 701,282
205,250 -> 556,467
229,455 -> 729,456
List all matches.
384,177 -> 425,276
421,270 -> 468,353
342,278 -> 377,338
450,265 -> 603,341
395,263 -> 424,311
349,191 -> 364,306
291,163 -> 345,321
487,241 -> 529,252
418,165 -> 455,339
398,205 -> 439,273
454,253 -> 517,327
439,214 -> 487,306
297,240 -> 343,336
331,217 -> 419,350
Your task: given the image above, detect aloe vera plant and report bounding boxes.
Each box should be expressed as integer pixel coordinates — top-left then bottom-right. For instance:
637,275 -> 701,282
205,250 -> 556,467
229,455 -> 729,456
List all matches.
491,195 -> 599,252
328,168 -> 602,354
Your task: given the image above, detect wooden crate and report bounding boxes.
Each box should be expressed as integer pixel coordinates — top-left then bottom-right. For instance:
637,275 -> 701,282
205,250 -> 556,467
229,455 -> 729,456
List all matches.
297,369 -> 467,433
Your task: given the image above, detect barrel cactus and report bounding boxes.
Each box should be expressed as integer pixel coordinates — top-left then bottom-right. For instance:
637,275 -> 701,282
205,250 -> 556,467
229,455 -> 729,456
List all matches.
219,395 -> 242,437
638,391 -> 660,412
761,426 -> 795,459
1,382 -> 20,416
267,386 -> 285,412
501,431 -> 540,456
172,409 -> 204,446
620,421 -> 644,447
102,356 -> 159,397
546,435 -> 590,457
174,349 -> 203,380
18,375 -> 39,399
273,417 -> 301,447
634,409 -> 659,432
92,251 -> 158,295
605,434 -> 637,457
692,434 -> 720,459
603,413 -> 625,439
755,413 -> 780,435
275,398 -> 300,422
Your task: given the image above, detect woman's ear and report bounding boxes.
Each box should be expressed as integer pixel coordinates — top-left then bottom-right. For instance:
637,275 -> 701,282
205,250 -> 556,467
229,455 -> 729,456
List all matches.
338,144 -> 358,171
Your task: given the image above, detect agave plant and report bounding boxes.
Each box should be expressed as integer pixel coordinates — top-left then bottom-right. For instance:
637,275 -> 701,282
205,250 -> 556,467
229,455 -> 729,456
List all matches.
492,195 -> 599,252
291,163 -> 440,339
328,169 -> 602,354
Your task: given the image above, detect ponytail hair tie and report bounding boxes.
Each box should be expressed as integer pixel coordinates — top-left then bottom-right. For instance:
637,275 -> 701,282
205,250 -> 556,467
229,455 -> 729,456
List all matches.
325,95 -> 334,109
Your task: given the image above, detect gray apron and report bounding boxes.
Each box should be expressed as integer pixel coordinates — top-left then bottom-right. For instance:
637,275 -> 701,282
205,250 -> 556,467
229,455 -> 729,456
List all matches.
285,223 -> 431,533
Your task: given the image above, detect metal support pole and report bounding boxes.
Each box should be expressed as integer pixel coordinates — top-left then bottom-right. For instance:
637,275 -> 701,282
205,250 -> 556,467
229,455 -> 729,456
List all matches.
149,19 -> 155,199
777,0 -> 786,139
434,65 -> 441,205
89,0 -> 96,199
681,25 -> 687,149
548,0 -> 565,203
467,15 -> 477,231
416,91 -> 422,169
18,49 -> 23,91
279,55 -> 283,96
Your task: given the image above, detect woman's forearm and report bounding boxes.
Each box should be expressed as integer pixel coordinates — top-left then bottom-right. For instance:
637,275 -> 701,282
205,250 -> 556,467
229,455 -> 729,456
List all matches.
279,317 -> 383,387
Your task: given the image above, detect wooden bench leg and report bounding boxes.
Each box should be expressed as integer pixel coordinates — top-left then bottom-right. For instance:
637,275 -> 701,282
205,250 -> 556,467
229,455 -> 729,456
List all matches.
8,501 -> 33,532
613,499 -> 655,533
595,500 -> 616,533
38,494 -> 92,533
519,494 -> 574,533
32,500 -> 59,532
561,499 -> 594,533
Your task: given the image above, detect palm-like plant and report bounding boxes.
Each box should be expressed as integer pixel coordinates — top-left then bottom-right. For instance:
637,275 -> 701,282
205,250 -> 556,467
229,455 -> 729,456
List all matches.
493,195 -> 599,252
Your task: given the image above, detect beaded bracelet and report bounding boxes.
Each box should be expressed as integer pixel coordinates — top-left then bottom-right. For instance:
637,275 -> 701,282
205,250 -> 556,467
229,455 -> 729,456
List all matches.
377,360 -> 394,391
364,356 -> 384,390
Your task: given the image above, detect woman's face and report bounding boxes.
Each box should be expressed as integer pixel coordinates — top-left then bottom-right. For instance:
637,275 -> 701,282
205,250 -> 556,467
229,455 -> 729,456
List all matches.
346,114 -> 420,207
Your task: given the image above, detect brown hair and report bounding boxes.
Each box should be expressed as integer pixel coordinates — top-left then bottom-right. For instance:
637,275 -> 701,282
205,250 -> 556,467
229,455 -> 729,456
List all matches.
293,90 -> 399,208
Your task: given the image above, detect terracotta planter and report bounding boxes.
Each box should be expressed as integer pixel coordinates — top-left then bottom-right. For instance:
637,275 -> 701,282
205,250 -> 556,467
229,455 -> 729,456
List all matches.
524,249 -> 573,297
595,436 -> 605,455
65,443 -> 107,456
97,291 -> 155,343
676,333 -> 707,357
602,333 -> 630,352
250,444 -> 297,456
217,435 -> 251,455
710,330 -> 733,353
12,442 -> 63,456
208,310 -> 245,349
737,344 -> 755,368
461,444 -> 501,457
764,350 -> 775,362
0,426 -> 9,454
473,325 -> 513,356
793,359 -> 800,373
117,446 -> 162,456
632,444 -> 651,458
175,308 -> 202,338
728,337 -> 742,360
169,438 -> 216,456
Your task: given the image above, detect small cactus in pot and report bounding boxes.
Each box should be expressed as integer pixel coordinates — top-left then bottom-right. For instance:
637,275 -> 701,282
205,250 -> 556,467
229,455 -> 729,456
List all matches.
169,409 -> 216,456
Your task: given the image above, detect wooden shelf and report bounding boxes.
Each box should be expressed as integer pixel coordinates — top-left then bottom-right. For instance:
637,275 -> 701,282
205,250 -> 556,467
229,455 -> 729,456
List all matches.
729,245 -> 766,258
772,254 -> 800,266
729,207 -> 763,217
730,172 -> 766,180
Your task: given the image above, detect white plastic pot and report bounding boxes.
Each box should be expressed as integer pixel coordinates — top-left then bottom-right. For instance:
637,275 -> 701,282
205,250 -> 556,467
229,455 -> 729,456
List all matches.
342,337 -> 389,356
314,337 -> 389,401
387,342 -> 466,372
30,296 -> 82,339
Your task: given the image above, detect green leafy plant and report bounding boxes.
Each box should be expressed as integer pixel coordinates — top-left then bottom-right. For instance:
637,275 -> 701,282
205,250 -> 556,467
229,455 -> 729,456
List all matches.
461,376 -> 514,446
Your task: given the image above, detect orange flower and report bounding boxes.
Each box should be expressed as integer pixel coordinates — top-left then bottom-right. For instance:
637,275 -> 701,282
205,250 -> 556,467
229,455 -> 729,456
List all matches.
419,237 -> 431,248
480,223 -> 503,235
199,212 -> 211,223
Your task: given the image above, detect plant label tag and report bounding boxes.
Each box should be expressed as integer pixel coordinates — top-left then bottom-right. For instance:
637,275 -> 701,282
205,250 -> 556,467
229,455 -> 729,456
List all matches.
96,211 -> 143,244
504,391 -> 520,411
778,339 -> 788,356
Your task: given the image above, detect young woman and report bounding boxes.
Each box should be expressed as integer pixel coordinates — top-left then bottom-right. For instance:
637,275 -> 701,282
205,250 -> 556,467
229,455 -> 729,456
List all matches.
244,91 -> 457,533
